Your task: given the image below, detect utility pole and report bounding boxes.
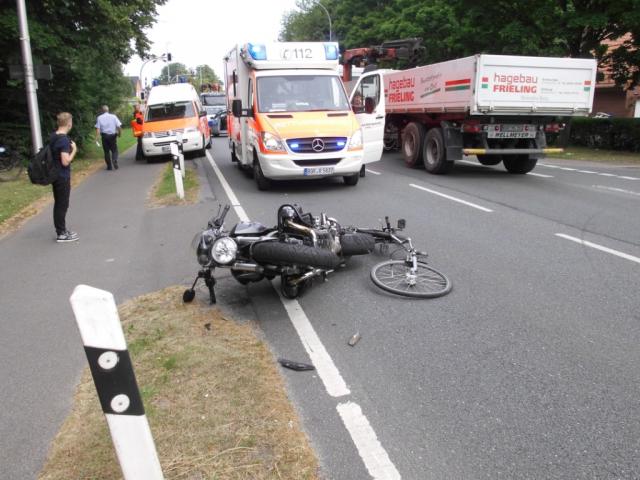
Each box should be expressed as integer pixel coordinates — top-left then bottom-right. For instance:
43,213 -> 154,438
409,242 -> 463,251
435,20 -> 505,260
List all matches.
16,0 -> 43,153
315,1 -> 332,42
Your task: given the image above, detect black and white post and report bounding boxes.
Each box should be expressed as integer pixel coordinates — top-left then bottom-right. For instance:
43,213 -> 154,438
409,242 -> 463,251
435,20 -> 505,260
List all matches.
170,137 -> 185,199
70,285 -> 164,480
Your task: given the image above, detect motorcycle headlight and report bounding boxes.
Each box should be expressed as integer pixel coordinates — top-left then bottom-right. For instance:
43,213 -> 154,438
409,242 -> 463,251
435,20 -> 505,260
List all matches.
261,131 -> 286,153
211,237 -> 237,265
348,129 -> 363,150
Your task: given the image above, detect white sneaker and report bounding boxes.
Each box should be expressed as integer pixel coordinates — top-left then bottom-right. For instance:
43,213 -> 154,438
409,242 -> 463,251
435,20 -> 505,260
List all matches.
56,230 -> 79,242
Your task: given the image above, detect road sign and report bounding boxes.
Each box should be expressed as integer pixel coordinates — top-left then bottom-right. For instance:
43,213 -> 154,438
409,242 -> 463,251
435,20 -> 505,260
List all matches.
9,64 -> 52,80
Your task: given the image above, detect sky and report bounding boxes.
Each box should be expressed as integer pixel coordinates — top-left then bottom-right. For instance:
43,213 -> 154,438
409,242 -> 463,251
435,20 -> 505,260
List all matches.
124,0 -> 301,86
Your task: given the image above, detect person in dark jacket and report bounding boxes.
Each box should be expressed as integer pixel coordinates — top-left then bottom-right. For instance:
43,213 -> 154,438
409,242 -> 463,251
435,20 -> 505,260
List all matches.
50,112 -> 78,242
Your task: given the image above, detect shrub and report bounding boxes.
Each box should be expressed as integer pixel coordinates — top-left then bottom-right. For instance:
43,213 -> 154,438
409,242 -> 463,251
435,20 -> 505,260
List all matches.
569,117 -> 640,152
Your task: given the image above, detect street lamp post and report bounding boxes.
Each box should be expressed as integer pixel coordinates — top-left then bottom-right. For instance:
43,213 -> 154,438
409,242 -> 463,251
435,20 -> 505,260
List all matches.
138,53 -> 170,98
315,1 -> 332,42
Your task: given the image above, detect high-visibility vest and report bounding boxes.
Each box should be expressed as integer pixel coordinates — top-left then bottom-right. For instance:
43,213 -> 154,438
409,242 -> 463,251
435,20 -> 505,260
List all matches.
131,111 -> 144,137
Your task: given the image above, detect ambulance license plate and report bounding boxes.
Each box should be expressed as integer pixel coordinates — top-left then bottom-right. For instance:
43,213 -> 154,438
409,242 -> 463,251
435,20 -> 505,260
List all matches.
487,124 -> 536,139
303,167 -> 334,176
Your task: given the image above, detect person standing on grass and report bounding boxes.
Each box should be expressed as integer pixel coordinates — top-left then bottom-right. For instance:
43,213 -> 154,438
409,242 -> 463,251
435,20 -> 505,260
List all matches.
95,105 -> 122,170
51,112 -> 78,243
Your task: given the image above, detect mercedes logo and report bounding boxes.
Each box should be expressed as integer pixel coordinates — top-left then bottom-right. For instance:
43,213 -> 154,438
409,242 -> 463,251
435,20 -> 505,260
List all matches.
311,138 -> 325,152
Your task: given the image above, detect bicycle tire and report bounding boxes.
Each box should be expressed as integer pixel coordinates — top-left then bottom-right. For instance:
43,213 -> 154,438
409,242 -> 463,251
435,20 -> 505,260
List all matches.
370,259 -> 452,298
356,228 -> 407,243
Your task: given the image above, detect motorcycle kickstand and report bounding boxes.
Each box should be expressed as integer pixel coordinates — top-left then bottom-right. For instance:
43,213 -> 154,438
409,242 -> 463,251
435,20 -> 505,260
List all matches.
204,270 -> 217,304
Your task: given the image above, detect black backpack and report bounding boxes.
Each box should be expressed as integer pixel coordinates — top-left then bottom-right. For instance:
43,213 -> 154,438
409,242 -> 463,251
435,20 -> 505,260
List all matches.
28,135 -> 61,185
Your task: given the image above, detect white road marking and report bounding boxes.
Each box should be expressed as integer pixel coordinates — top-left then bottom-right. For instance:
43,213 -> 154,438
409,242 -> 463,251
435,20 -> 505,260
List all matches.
206,151 -> 400,478
620,176 -> 640,180
559,167 -> 577,171
577,170 -> 597,174
276,290 -> 350,397
539,164 -> 561,168
410,183 -> 493,212
205,151 -> 250,221
459,159 -> 477,165
555,234 -> 640,265
337,402 -> 402,480
598,173 -> 615,177
366,168 -> 382,175
527,172 -> 554,178
539,162 -> 640,180
593,185 -> 640,197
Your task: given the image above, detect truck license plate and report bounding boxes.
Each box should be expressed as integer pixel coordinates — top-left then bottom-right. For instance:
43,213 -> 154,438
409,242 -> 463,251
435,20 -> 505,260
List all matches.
487,124 -> 536,139
303,167 -> 334,176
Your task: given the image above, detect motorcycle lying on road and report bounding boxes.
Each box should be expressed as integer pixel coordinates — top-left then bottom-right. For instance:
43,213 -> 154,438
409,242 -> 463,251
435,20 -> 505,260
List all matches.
183,204 -> 452,304
183,204 -> 376,303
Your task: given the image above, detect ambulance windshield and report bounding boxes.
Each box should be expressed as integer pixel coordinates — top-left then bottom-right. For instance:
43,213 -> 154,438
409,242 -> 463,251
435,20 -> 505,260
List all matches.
257,75 -> 350,113
146,101 -> 195,121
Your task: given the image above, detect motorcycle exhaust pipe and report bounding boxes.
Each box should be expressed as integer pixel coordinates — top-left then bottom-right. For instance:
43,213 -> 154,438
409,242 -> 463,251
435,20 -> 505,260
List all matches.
285,219 -> 318,247
231,262 -> 264,273
290,268 -> 333,285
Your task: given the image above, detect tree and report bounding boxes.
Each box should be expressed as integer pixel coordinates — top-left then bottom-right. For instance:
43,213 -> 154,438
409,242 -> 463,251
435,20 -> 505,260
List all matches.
194,65 -> 221,87
0,0 -> 166,154
280,0 -> 640,89
157,62 -> 189,83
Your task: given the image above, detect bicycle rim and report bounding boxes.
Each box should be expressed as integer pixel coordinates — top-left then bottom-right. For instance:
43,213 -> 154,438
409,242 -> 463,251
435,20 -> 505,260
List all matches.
370,260 -> 452,298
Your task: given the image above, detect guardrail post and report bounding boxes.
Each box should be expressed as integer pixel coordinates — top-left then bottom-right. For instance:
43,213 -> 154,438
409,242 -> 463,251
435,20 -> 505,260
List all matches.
169,140 -> 185,199
69,285 -> 164,480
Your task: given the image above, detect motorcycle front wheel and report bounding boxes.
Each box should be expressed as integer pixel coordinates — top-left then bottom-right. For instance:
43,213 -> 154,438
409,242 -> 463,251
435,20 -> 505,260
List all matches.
370,260 -> 452,298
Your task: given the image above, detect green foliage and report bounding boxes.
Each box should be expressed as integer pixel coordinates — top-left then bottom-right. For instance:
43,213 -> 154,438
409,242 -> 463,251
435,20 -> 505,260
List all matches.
280,0 -> 640,89
569,117 -> 640,152
0,0 -> 166,156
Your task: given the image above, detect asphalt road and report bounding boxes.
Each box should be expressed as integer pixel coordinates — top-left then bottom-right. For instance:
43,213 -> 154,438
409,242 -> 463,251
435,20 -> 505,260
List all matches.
2,139 -> 639,479
202,137 -> 640,479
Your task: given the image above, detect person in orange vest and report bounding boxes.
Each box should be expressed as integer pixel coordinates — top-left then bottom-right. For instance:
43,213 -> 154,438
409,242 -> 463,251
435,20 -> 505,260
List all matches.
131,104 -> 144,160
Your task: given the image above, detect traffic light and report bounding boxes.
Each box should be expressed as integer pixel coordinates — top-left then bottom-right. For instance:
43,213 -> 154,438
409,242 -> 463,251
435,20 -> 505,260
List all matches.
167,53 -> 172,62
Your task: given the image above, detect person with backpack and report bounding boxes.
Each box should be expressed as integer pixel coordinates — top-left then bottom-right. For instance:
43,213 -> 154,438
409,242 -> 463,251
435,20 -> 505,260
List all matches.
50,112 -> 78,242
95,105 -> 122,170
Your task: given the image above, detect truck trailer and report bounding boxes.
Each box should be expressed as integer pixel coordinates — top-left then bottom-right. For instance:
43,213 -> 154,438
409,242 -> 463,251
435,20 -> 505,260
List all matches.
346,53 -> 597,174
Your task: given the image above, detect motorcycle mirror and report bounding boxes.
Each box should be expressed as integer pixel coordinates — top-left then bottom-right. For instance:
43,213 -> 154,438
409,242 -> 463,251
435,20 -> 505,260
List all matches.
397,219 -> 406,230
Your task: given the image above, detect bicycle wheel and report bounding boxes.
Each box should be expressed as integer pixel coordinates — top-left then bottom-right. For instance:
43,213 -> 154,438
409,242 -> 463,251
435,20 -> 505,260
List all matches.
370,259 -> 452,298
0,151 -> 23,182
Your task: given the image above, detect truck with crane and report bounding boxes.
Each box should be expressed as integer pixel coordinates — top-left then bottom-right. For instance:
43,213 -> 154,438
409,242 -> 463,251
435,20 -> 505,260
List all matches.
342,39 -> 597,174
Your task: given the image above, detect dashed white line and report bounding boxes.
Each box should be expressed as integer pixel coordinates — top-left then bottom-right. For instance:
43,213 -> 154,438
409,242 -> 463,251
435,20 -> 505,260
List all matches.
539,162 -> 639,180
206,150 -> 400,479
620,176 -> 640,180
598,172 -> 615,177
577,170 -> 597,174
555,233 -> 640,265
527,172 -> 554,178
366,168 -> 382,175
593,185 -> 640,197
410,183 -> 493,212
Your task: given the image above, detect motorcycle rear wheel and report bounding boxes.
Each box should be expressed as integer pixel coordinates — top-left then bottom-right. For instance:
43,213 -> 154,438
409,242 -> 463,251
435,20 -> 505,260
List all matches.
252,242 -> 341,270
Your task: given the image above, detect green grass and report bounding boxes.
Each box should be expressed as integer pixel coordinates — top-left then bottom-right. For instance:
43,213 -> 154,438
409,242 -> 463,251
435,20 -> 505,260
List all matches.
0,128 -> 136,227
152,162 -> 199,205
551,146 -> 640,164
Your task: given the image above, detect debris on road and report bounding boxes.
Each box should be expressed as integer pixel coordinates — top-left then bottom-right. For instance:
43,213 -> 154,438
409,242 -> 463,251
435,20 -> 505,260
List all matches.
348,331 -> 361,347
278,358 -> 315,371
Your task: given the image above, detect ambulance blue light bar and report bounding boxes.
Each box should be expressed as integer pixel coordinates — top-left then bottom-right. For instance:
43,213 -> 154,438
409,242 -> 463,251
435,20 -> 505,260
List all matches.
248,43 -> 267,60
324,43 -> 339,60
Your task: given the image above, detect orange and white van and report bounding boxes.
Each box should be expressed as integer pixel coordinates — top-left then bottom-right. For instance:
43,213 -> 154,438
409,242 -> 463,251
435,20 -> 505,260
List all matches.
141,83 -> 211,159
224,42 -> 374,190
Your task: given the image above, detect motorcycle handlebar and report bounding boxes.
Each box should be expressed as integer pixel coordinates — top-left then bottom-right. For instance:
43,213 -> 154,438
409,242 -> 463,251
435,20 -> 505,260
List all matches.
210,204 -> 231,228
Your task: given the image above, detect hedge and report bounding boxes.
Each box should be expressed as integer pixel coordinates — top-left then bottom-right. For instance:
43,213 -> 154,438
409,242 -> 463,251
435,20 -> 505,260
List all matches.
568,117 -> 640,152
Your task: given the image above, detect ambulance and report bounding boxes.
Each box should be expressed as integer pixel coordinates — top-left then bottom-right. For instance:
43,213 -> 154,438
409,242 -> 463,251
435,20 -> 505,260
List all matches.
224,42 -> 371,190
141,83 -> 211,159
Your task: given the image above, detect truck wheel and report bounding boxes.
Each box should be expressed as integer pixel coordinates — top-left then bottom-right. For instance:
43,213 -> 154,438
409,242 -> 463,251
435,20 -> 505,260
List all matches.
503,155 -> 538,174
402,122 -> 426,167
476,154 -> 502,166
253,157 -> 271,190
252,242 -> 342,270
423,128 -> 453,174
343,173 -> 359,186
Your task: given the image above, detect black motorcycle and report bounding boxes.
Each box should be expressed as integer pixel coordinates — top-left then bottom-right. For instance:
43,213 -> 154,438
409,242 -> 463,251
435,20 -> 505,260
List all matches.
183,204 -> 375,303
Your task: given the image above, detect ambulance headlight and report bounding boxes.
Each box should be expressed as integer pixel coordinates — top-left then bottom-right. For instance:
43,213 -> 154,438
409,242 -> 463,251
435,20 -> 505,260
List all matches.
211,237 -> 237,265
324,43 -> 339,60
248,43 -> 267,61
261,132 -> 286,153
143,132 -> 154,138
348,129 -> 363,150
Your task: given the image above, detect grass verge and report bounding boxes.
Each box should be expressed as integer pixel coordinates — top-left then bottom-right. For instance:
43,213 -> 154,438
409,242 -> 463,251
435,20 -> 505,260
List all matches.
0,128 -> 137,238
550,146 -> 640,164
38,286 -> 319,480
148,160 -> 200,208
